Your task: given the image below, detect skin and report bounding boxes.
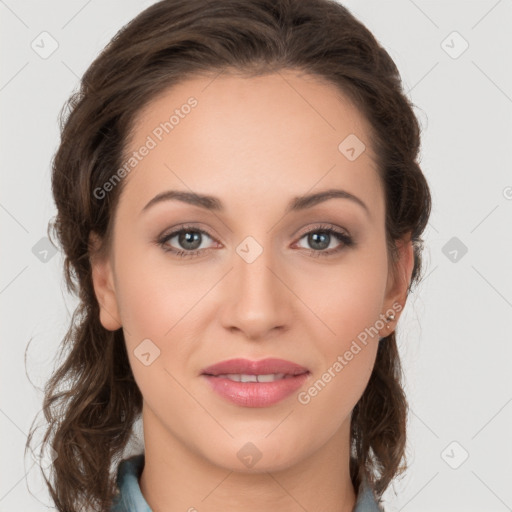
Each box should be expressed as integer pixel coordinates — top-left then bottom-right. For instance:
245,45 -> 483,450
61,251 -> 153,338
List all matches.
90,69 -> 414,512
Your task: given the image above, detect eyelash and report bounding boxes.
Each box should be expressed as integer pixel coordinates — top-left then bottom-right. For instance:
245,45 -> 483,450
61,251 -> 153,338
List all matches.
156,223 -> 355,259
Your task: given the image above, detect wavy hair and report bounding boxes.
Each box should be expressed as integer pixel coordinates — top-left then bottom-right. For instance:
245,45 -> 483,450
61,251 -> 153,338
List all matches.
25,0 -> 432,510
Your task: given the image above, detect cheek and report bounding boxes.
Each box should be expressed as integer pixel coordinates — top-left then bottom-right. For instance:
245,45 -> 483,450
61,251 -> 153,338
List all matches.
114,240 -> 213,337
117,267 -> 199,417
294,246 -> 387,401
301,249 -> 389,342
295,264 -> 385,428
297,344 -> 377,448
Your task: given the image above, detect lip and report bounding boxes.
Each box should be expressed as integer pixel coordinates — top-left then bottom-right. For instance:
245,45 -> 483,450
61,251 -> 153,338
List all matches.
200,357 -> 309,376
200,358 -> 310,408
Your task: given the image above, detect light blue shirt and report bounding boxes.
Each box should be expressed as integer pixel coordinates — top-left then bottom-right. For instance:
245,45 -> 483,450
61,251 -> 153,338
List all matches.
110,453 -> 384,511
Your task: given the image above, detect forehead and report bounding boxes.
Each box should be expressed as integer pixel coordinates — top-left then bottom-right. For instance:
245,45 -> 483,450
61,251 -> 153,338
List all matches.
130,70 -> 374,150
117,70 -> 383,219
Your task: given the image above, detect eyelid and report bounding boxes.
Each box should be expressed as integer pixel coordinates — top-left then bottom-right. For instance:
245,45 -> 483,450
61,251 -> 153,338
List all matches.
159,222 -> 351,241
158,223 -> 219,242
157,223 -> 220,247
294,222 -> 350,239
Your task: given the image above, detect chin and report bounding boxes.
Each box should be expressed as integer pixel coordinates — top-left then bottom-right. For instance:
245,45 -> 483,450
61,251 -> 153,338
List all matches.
204,437 -> 308,474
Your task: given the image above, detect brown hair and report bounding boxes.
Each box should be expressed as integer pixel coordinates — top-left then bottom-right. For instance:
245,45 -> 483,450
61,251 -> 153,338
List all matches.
26,0 -> 431,510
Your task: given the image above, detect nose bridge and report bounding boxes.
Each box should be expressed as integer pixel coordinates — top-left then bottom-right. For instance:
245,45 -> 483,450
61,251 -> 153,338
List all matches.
235,233 -> 280,303
221,232 -> 288,337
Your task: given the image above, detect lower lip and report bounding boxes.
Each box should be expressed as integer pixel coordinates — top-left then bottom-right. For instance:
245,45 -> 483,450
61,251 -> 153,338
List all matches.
202,373 -> 310,407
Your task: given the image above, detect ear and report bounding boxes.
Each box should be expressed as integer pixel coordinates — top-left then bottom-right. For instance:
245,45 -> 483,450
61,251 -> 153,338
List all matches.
380,235 -> 415,336
89,231 -> 122,331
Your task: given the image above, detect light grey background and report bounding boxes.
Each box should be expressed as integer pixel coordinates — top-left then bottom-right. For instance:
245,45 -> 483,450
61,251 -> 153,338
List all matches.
1,1 -> 511,510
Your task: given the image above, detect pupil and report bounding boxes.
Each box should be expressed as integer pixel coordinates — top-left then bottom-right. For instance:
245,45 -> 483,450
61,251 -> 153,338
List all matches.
179,231 -> 201,250
310,232 -> 329,250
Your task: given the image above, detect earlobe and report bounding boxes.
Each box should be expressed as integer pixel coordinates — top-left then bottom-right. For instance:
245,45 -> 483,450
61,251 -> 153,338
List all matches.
89,232 -> 122,331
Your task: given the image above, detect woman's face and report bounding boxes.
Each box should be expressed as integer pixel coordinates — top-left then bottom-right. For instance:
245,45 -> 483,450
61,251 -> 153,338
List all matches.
91,70 -> 412,472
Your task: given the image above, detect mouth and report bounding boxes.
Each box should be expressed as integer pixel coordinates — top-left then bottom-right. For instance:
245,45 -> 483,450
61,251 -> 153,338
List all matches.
205,372 -> 306,382
200,358 -> 311,408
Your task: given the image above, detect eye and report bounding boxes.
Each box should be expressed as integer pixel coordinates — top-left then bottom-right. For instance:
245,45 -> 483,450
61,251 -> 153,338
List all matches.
156,225 -> 218,258
155,223 -> 355,259
294,224 -> 354,257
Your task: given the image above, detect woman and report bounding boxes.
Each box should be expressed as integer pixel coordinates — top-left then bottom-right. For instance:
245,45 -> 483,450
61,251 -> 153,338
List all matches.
26,0 -> 432,510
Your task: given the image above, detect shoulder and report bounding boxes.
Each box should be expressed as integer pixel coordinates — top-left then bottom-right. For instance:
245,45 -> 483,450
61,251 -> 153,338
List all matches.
353,477 -> 385,512
110,453 -> 152,512
111,453 -> 384,512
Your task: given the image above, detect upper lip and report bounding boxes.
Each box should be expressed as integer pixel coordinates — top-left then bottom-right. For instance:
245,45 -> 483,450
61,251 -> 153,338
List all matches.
201,358 -> 309,376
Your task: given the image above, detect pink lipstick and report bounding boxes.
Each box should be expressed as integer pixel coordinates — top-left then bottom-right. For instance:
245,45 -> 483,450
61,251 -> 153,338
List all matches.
200,358 -> 310,407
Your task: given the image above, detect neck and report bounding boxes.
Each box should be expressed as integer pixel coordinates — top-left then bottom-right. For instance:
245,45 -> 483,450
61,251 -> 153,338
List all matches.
139,403 -> 357,512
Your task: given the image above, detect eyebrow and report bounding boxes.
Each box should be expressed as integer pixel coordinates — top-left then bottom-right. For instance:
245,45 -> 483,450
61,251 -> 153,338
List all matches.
140,188 -> 370,216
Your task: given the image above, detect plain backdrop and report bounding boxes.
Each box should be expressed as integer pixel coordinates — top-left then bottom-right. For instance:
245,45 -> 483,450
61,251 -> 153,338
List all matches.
1,1 -> 511,510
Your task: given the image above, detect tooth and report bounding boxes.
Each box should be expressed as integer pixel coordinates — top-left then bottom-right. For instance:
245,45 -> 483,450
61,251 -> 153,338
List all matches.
225,373 -> 242,382
214,373 -> 290,382
239,374 -> 258,383
257,373 -> 285,382
256,374 -> 274,383
255,374 -> 272,383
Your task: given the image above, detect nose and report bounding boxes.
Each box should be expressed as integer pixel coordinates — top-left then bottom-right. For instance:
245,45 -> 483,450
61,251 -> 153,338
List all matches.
218,240 -> 292,341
